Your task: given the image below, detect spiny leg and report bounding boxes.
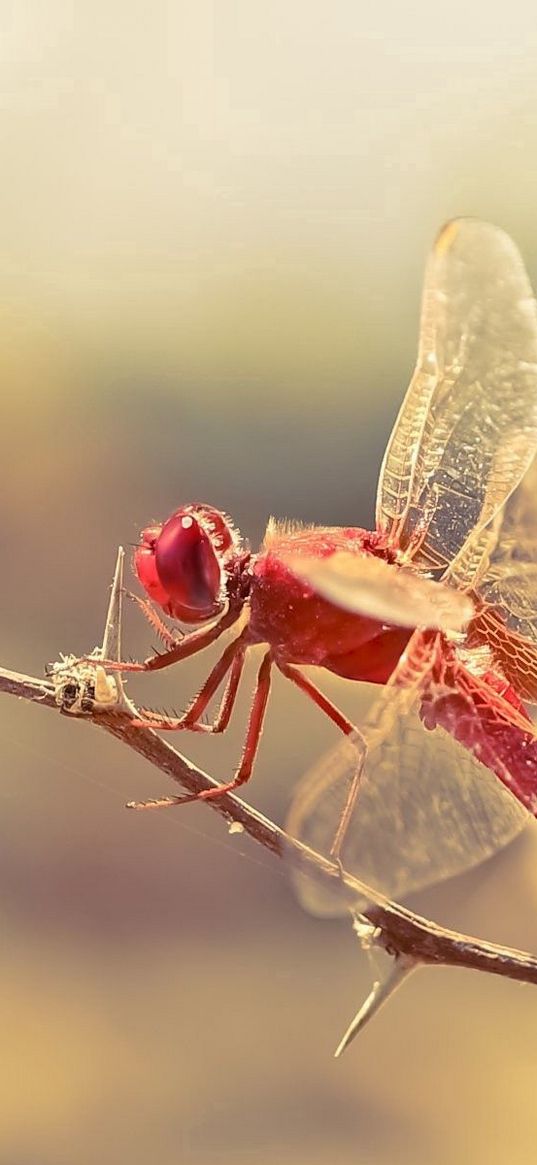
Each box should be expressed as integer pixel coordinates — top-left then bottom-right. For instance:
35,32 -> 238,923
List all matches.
126,591 -> 183,651
88,605 -> 241,674
131,627 -> 249,732
135,652 -> 244,736
133,635 -> 248,734
278,662 -> 367,861
200,650 -> 245,734
129,650 -> 272,810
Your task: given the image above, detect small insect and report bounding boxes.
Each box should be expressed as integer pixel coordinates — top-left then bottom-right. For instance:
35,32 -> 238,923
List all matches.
50,655 -> 119,715
101,218 -> 537,903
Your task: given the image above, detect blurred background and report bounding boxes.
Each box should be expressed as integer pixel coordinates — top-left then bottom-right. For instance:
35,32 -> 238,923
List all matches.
2,2 -> 537,1162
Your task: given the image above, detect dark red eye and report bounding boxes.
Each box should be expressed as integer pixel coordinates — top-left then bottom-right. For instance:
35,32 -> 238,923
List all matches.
153,510 -> 222,621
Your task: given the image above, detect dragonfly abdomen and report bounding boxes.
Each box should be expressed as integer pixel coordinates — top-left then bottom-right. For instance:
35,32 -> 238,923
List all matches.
421,663 -> 537,817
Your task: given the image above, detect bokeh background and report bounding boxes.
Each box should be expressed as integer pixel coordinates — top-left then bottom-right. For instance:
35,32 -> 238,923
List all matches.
2,3 -> 537,1163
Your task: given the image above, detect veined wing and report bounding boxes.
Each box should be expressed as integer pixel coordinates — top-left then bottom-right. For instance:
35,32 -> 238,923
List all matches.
286,679 -> 529,917
376,219 -> 537,570
463,454 -> 537,701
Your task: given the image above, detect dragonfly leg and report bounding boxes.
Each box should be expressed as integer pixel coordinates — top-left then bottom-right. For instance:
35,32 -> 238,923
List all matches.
125,591 -> 183,650
85,606 -> 241,674
129,650 -> 272,810
130,628 -> 249,732
328,742 -> 368,863
182,649 -> 246,736
328,632 -> 439,860
277,663 -> 368,861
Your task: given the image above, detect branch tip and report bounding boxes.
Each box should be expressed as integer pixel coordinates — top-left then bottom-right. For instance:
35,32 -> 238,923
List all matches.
334,955 -> 418,1057
100,546 -> 125,663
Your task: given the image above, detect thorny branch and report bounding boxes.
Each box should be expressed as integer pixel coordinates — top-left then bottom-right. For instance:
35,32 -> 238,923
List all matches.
2,548 -> 537,1053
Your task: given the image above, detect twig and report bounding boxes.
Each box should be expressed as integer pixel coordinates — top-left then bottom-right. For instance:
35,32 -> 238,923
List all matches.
2,548 -> 537,1048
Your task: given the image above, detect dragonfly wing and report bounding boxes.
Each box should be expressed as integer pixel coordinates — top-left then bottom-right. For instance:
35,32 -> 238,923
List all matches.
466,604 -> 537,704
283,550 -> 473,631
478,452 -> 537,636
376,219 -> 537,569
286,681 -> 529,917
459,454 -> 537,701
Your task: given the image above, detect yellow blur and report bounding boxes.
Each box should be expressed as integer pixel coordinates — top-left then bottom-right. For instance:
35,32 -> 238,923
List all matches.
1,3 -> 537,1163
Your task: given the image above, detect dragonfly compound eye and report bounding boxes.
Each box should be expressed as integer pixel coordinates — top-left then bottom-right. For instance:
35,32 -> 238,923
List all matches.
150,508 -> 223,622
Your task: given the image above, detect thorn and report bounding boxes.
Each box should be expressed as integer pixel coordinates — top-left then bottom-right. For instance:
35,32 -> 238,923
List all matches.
334,955 -> 417,1058
95,547 -> 138,718
99,547 -> 124,663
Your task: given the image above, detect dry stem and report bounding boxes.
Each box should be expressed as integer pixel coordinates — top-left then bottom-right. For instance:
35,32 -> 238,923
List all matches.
2,548 -> 537,1047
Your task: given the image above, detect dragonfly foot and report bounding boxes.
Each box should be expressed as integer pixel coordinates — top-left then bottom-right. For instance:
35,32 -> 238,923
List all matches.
126,782 -> 237,810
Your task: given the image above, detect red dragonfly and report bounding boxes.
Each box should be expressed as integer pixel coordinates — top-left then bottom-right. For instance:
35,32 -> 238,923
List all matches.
108,218 -> 537,904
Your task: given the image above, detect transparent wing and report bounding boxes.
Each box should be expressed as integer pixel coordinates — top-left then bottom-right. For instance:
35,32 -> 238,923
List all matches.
286,682 -> 528,917
376,219 -> 537,570
283,550 -> 473,631
459,454 -> 537,702
478,453 -> 537,638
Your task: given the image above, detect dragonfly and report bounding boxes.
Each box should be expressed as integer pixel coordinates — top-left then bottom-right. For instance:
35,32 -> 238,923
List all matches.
103,217 -> 537,909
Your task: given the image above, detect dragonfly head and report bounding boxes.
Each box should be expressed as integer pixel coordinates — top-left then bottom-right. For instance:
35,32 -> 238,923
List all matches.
134,504 -> 245,623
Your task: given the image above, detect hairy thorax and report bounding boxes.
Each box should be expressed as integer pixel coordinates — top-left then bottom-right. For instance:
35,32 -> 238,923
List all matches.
247,522 -> 412,683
